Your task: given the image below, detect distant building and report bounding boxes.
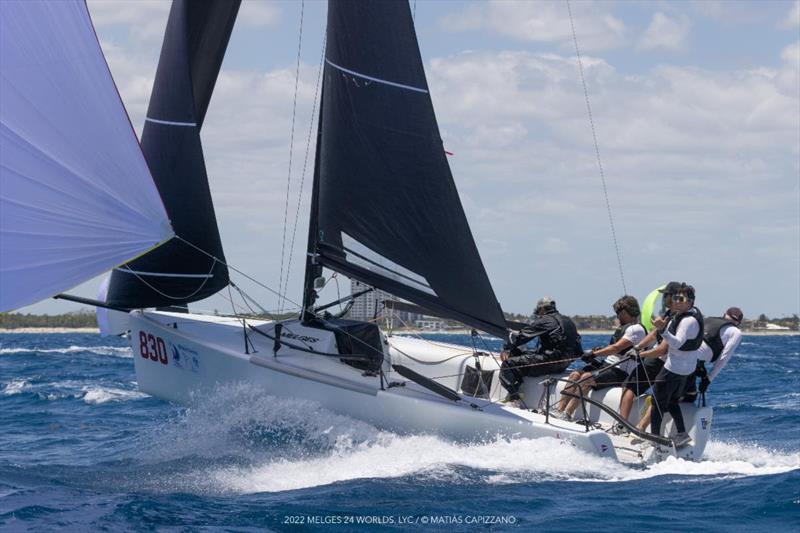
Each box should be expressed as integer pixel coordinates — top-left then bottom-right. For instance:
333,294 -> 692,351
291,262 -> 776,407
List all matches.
348,279 -> 421,327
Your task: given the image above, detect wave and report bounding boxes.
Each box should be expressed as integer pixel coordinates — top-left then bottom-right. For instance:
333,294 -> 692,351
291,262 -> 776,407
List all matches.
2,378 -> 28,395
715,392 -> 800,412
134,383 -> 800,494
0,378 -> 145,404
81,386 -> 147,404
0,345 -> 131,358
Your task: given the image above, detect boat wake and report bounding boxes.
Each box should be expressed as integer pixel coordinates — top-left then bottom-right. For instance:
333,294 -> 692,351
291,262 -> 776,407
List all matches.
132,384 -> 800,494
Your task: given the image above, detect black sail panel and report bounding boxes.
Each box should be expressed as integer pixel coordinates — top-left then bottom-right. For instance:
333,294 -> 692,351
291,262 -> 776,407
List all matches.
105,0 -> 239,308
312,0 -> 507,337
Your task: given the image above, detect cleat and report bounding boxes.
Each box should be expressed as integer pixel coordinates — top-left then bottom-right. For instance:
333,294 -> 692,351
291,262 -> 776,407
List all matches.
609,423 -> 628,436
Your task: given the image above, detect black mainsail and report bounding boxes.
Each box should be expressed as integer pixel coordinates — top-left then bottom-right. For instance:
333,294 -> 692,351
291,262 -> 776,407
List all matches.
105,0 -> 239,308
305,0 -> 507,338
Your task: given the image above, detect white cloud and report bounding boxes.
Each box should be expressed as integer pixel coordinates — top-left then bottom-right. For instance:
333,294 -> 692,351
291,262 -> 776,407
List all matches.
637,12 -> 691,52
87,0 -> 169,41
440,0 -> 627,51
238,1 -> 281,28
777,41 -> 800,96
88,0 -> 279,43
691,0 -> 773,25
426,45 -> 798,314
778,0 -> 800,29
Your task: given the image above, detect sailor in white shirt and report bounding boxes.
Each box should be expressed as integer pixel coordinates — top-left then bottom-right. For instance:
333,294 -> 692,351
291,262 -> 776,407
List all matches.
640,283 -> 703,447
685,307 -> 744,400
556,296 -> 646,420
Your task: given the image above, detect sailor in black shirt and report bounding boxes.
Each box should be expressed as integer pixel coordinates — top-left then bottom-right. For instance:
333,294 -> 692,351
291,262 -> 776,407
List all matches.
499,297 -> 583,402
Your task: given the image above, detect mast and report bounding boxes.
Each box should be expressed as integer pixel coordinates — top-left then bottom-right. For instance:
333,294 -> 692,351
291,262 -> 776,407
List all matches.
302,89 -> 325,321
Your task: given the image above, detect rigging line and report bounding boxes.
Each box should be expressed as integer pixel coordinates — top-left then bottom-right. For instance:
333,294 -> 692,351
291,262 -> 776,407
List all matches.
389,312 -> 492,355
228,282 -> 257,316
229,280 -> 269,316
277,0 -> 306,314
175,235 -> 303,309
283,29 -> 327,305
566,0 -> 627,294
332,273 -> 343,312
120,257 -> 216,301
226,284 -> 239,317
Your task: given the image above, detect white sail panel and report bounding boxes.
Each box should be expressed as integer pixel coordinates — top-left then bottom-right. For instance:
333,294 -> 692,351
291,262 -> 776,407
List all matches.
0,0 -> 173,311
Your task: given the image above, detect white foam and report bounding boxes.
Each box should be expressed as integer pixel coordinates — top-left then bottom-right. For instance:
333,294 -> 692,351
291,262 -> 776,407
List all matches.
145,383 -> 800,494
207,435 -> 625,493
0,345 -> 131,357
81,386 -> 147,404
2,378 -> 28,395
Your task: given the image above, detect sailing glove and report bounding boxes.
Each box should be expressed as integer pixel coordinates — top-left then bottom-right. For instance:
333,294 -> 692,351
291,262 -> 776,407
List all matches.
626,347 -> 642,362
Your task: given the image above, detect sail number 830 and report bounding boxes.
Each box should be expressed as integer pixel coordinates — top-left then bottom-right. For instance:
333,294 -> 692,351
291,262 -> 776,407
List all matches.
139,331 -> 168,365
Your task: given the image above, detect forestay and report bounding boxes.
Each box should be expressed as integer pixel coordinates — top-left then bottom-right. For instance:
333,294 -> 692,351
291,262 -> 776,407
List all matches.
105,0 -> 239,308
0,0 -> 172,312
307,0 -> 507,338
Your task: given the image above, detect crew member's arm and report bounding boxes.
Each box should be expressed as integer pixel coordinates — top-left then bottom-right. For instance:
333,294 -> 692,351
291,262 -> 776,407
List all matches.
634,327 -> 660,351
708,327 -> 743,382
640,340 -> 668,359
660,316 -> 699,350
592,336 -> 633,357
505,318 -> 548,354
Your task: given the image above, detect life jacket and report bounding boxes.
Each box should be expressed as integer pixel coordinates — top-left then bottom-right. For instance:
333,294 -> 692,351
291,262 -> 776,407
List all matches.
547,312 -> 582,354
703,316 -> 735,362
667,307 -> 704,351
610,322 -> 640,345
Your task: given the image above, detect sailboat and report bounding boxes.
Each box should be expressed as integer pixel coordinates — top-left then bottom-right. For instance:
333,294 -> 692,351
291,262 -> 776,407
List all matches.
0,0 -> 713,465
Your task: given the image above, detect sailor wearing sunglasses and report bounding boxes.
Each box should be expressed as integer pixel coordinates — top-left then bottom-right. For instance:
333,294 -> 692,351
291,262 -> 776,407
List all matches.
641,282 -> 704,447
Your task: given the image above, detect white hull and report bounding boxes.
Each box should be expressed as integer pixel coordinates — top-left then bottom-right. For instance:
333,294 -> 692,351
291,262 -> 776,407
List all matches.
129,310 -> 712,465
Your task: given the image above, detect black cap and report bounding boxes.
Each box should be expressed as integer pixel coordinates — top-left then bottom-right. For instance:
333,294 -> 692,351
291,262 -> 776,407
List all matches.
726,307 -> 744,323
658,281 -> 682,295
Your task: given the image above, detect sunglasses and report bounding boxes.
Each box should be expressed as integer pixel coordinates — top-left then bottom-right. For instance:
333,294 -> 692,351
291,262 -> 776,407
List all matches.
671,295 -> 689,303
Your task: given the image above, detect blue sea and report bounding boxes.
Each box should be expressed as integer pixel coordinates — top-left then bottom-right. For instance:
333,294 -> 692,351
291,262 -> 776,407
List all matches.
0,332 -> 797,532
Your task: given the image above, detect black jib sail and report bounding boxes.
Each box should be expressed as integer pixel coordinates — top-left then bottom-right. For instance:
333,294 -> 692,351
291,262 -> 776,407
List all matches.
306,0 -> 507,338
105,0 -> 239,308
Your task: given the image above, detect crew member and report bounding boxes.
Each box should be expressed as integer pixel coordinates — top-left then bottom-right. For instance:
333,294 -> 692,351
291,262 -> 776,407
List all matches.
639,282 -> 703,447
555,295 -> 646,420
499,297 -> 583,403
684,306 -> 744,401
617,282 -> 681,423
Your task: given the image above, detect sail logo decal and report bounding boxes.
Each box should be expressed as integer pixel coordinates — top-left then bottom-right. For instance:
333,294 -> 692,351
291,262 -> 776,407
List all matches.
139,331 -> 168,365
281,331 -> 319,344
168,341 -> 201,373
701,418 -> 708,430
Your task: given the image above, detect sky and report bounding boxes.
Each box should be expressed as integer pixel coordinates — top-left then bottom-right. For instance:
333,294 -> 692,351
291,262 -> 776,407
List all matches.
19,0 -> 800,320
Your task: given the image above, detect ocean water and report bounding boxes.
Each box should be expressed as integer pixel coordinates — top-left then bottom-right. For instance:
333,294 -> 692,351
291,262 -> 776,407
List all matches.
0,332 -> 797,532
